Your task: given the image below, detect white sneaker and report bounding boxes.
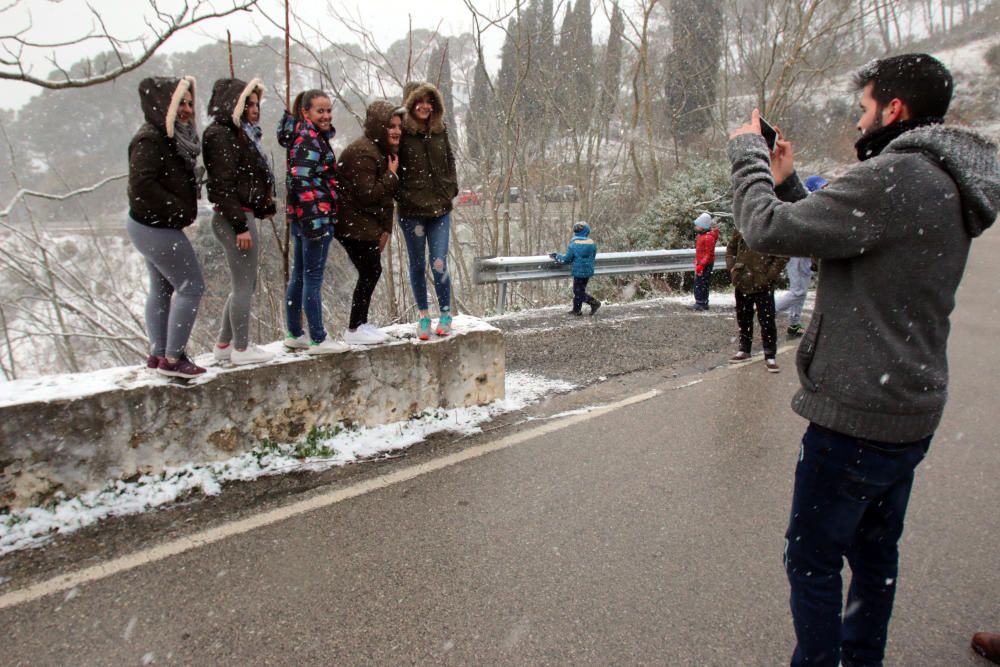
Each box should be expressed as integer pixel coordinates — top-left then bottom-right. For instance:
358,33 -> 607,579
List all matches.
343,327 -> 384,345
359,323 -> 390,341
231,345 -> 276,365
213,344 -> 232,362
306,338 -> 350,355
284,334 -> 310,350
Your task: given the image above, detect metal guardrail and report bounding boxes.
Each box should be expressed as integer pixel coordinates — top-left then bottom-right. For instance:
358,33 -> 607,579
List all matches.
473,246 -> 726,314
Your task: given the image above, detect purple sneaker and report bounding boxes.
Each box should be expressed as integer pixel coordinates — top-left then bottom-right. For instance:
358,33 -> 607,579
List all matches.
146,355 -> 162,370
157,354 -> 206,379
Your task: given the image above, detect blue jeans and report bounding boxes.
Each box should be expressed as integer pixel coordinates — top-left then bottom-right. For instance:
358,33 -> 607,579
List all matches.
693,263 -> 713,306
285,232 -> 333,342
398,213 -> 451,313
785,423 -> 931,667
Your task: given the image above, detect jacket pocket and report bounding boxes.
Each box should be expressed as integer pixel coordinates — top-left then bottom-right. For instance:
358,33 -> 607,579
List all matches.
796,313 -> 824,392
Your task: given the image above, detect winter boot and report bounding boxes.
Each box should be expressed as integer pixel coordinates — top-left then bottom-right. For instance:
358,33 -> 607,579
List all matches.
589,299 -> 601,316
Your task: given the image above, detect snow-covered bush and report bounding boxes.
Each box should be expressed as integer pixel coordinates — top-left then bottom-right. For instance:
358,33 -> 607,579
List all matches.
613,159 -> 734,251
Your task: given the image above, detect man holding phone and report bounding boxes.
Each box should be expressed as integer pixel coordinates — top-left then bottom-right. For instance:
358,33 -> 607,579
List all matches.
727,54 -> 1000,666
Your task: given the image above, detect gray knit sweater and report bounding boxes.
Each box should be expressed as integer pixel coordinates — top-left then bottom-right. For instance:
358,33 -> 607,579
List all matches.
727,125 -> 1000,442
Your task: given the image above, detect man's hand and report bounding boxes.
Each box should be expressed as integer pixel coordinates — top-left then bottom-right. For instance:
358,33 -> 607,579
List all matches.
770,135 -> 795,186
729,108 -> 763,140
730,108 -> 796,186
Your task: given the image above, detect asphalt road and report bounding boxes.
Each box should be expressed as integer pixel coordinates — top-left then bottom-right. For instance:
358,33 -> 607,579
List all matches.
0,233 -> 997,665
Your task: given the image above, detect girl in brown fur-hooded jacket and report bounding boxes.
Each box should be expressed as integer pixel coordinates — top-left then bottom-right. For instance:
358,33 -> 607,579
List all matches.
335,101 -> 404,345
396,81 -> 459,340
126,76 -> 207,379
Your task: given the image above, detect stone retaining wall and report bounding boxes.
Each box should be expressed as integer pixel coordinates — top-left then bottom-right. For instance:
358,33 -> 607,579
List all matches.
0,321 -> 504,510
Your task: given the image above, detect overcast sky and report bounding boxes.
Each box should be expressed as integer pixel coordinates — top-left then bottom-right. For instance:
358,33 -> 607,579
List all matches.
2,0 -> 607,111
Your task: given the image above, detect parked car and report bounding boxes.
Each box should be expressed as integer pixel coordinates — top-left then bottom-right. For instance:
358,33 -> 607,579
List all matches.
456,188 -> 481,206
494,186 -> 535,204
544,185 -> 579,202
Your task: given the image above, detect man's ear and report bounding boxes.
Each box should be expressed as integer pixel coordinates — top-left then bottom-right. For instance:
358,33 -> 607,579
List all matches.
884,97 -> 910,124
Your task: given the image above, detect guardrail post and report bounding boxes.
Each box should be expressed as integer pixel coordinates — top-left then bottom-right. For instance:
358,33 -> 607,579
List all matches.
496,283 -> 507,315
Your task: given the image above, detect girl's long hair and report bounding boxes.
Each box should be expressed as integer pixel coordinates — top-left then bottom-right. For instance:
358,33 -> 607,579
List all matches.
291,89 -> 329,120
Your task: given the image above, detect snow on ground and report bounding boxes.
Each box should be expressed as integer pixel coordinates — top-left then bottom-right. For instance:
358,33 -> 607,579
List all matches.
0,369 -> 574,556
936,35 -> 1000,78
0,315 -> 497,408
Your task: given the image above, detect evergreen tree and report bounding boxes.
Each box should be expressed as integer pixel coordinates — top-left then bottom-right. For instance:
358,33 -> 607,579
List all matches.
553,1 -> 576,123
572,0 -> 595,109
519,0 -> 546,129
600,2 -> 625,122
467,53 -> 493,159
496,17 -> 522,124
425,39 -> 455,128
664,0 -> 723,142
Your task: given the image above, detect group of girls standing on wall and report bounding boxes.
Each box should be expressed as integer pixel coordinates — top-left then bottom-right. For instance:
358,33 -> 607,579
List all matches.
126,75 -> 458,379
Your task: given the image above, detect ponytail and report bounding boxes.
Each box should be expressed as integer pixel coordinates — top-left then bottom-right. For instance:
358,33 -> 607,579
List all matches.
292,89 -> 329,119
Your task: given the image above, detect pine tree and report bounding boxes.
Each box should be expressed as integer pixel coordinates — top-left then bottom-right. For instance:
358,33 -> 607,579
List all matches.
600,2 -> 624,122
425,39 -> 454,128
496,17 -> 521,124
664,0 -> 723,142
553,1 -> 576,122
467,53 -> 493,159
572,0 -> 595,110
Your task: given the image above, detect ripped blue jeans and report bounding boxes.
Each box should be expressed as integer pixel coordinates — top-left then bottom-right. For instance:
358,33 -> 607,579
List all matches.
398,213 -> 451,313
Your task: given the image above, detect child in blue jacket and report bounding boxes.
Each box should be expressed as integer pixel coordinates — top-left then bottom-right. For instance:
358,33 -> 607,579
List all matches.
550,221 -> 601,316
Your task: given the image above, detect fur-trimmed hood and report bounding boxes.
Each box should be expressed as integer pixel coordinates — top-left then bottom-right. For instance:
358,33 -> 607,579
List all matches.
401,81 -> 446,134
138,75 -> 196,138
885,124 -> 1000,238
208,77 -> 264,127
364,100 -> 405,153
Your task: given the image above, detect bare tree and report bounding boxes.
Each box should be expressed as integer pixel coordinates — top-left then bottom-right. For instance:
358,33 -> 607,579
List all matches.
1,0 -> 259,89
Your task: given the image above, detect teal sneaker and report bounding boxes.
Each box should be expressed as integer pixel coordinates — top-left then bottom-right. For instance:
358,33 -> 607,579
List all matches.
435,314 -> 453,337
417,317 -> 432,341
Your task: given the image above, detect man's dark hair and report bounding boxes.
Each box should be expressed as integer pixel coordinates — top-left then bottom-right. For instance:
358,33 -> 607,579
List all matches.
851,53 -> 953,120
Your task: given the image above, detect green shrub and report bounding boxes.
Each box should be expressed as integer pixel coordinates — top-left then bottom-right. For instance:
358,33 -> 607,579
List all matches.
607,159 -> 734,295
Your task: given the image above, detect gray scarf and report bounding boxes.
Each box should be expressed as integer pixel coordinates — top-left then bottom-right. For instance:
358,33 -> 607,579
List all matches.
173,121 -> 201,169
243,120 -> 273,175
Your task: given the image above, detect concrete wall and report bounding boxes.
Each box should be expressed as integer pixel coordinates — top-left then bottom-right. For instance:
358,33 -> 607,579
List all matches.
0,322 -> 504,510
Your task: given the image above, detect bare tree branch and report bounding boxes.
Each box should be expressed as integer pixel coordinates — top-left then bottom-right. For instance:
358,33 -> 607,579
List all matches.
0,174 -> 127,218
0,0 -> 258,89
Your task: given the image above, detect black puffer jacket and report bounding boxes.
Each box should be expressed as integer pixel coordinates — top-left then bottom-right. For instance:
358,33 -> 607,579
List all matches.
127,76 -> 199,229
202,78 -> 276,232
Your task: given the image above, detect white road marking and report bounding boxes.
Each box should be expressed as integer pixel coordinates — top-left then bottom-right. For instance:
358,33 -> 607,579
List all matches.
0,388 -> 659,611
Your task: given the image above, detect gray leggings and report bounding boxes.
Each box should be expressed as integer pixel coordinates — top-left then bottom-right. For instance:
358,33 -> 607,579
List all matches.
211,212 -> 259,349
127,216 -> 205,359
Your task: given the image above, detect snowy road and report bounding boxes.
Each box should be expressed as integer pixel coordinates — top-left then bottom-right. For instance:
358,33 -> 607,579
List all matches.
0,233 -> 997,664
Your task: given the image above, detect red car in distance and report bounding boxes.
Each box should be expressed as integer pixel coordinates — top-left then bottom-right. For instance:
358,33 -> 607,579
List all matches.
456,188 -> 481,206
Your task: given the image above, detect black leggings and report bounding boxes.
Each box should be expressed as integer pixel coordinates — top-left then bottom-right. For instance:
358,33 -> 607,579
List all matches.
338,237 -> 383,330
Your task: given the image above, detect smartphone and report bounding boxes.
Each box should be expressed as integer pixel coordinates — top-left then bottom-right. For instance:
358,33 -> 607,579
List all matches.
759,116 -> 778,150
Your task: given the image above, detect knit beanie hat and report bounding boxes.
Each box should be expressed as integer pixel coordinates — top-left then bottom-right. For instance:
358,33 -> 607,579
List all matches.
693,212 -> 713,231
804,175 -> 829,192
